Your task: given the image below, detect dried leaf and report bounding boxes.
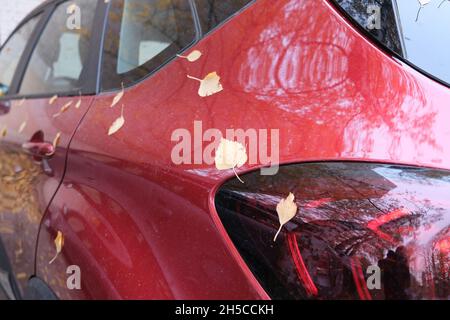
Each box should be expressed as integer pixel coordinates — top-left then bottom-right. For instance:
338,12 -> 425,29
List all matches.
108,105 -> 125,136
53,132 -> 62,149
18,98 -> 26,106
111,83 -> 124,108
274,193 -> 298,242
75,99 -> 81,109
53,101 -> 72,118
0,127 -> 7,138
177,50 -> 202,62
215,138 -> 247,183
49,95 -> 58,105
18,121 -> 27,133
49,231 -> 64,264
187,72 -> 223,97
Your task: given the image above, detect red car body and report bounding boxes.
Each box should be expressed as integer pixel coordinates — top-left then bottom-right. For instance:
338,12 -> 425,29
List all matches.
0,0 -> 449,299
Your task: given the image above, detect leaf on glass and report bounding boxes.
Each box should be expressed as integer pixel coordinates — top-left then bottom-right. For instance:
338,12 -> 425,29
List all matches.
187,72 -> 224,97
49,231 -> 64,264
215,138 -> 247,183
274,193 -> 298,242
0,127 -> 7,138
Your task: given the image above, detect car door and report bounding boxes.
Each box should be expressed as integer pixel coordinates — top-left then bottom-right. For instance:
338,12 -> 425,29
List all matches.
34,0 -> 264,299
0,0 -> 105,298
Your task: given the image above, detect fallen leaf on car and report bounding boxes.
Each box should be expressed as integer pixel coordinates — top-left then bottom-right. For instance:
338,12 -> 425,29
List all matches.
1,127 -> 7,138
111,83 -> 124,108
215,138 -> 247,183
49,231 -> 64,264
18,121 -> 27,133
75,99 -> 81,109
18,98 -> 26,106
187,72 -> 223,97
177,50 -> 202,62
274,193 -> 298,242
108,105 -> 125,136
53,101 -> 72,118
49,95 -> 58,105
45,132 -> 61,156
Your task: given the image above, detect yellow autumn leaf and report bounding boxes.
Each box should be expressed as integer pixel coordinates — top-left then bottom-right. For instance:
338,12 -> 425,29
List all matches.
1,127 -> 7,138
45,132 -> 61,157
49,231 -> 64,264
75,99 -> 81,109
274,193 -> 298,242
53,101 -> 72,118
187,72 -> 223,97
18,98 -> 26,106
18,121 -> 27,133
108,105 -> 125,136
215,138 -> 247,183
111,83 -> 124,108
49,95 -> 58,105
177,50 -> 202,62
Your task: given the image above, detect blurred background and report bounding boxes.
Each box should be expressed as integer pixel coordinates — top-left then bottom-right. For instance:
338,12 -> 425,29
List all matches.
0,0 -> 43,45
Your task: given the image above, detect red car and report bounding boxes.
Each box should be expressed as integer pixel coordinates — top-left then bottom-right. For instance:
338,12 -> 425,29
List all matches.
0,0 -> 449,300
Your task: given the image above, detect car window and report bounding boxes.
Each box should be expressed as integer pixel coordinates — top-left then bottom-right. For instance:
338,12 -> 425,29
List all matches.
333,0 -> 450,86
0,14 -> 41,97
19,0 -> 97,96
195,0 -> 255,34
101,0 -> 196,91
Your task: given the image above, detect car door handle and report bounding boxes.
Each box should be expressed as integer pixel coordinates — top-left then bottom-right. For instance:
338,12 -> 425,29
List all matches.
0,101 -> 10,115
21,141 -> 54,157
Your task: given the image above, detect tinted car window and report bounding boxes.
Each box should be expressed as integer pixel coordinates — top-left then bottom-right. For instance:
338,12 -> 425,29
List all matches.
0,14 -> 41,97
19,0 -> 97,95
333,0 -> 450,85
102,0 -> 196,91
195,0 -> 254,33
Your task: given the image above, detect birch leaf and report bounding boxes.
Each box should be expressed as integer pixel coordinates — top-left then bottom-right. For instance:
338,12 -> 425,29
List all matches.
49,231 -> 64,264
111,83 -> 124,108
187,72 -> 223,97
274,193 -> 298,242
18,98 -> 26,106
215,138 -> 247,183
49,95 -> 58,105
53,101 -> 72,118
1,127 -> 7,138
178,50 -> 202,62
108,105 -> 125,136
46,132 -> 61,156
18,121 -> 27,133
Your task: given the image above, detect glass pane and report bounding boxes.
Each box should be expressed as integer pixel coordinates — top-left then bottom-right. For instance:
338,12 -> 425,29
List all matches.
19,0 -> 97,95
0,14 -> 41,96
195,0 -> 254,33
102,0 -> 196,90
332,0 -> 450,85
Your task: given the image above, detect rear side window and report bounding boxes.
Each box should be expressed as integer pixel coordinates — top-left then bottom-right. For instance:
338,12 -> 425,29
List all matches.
195,0 -> 254,34
101,0 -> 196,91
19,0 -> 98,95
332,0 -> 450,86
0,14 -> 41,97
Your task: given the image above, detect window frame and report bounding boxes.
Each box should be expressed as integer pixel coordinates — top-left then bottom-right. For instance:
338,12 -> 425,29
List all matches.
0,0 -> 109,101
100,0 -> 258,92
328,0 -> 450,89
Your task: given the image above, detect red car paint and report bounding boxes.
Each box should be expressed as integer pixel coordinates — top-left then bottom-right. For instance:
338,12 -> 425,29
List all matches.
2,0 -> 450,299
